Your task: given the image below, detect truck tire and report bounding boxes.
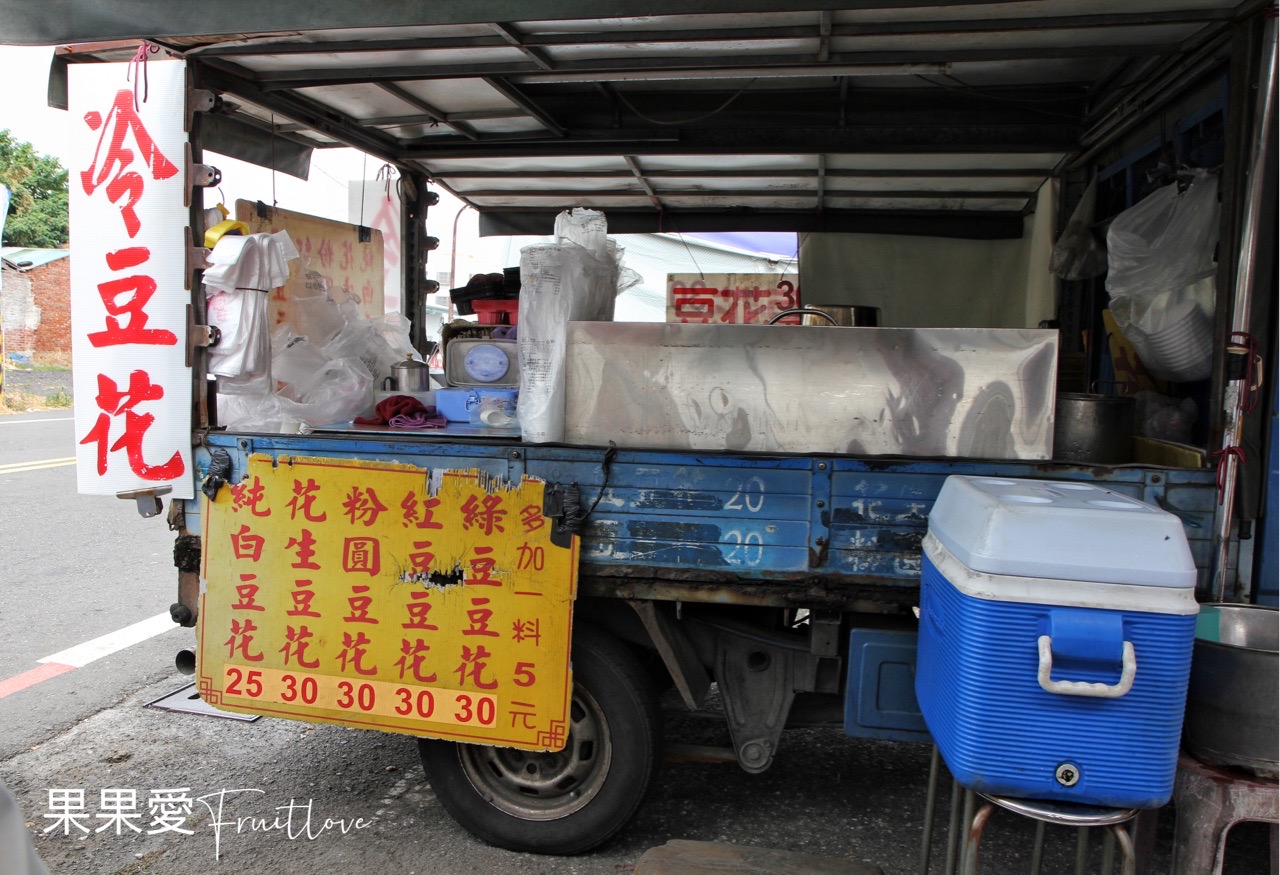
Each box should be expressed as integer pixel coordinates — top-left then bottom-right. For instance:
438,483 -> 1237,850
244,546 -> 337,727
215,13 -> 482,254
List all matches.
417,623 -> 661,854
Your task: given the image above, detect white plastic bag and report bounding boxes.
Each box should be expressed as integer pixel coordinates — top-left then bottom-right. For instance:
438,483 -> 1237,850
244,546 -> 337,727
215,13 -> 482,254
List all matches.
1105,171 -> 1218,381
518,209 -> 632,443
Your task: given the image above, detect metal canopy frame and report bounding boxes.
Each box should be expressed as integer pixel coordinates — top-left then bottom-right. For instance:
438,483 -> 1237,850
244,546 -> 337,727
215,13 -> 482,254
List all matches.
23,0 -> 1264,236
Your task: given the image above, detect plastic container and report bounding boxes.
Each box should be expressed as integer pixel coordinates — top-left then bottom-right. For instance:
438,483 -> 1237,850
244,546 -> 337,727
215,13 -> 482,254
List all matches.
445,338 -> 519,388
435,387 -> 518,423
472,299 -> 520,325
916,475 -> 1199,808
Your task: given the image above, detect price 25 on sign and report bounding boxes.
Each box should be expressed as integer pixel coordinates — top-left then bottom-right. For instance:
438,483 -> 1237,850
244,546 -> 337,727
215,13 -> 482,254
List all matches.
198,457 -> 578,752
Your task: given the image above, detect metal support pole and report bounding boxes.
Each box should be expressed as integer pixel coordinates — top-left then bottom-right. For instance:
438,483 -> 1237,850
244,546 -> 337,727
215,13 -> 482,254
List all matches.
1213,12 -> 1277,600
944,780 -> 963,875
1029,821 -> 1047,875
920,746 -> 942,875
1074,827 -> 1090,875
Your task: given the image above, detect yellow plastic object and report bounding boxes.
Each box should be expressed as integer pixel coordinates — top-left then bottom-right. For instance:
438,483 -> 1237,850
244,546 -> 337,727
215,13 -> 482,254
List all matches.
205,218 -> 250,249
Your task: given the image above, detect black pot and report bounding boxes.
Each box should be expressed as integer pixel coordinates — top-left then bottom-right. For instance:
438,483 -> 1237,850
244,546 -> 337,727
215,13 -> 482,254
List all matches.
1053,393 -> 1135,464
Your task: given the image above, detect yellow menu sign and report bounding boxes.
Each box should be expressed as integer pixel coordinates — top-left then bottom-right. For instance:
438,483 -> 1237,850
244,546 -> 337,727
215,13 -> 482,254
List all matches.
198,456 -> 578,751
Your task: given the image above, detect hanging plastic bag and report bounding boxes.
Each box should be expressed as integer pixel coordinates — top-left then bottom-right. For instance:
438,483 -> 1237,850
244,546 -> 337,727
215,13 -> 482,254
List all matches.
1050,177 -> 1108,280
1105,170 -> 1219,382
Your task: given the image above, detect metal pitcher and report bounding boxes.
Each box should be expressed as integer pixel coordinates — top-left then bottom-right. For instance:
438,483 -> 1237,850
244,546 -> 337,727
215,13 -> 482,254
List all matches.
387,357 -> 432,392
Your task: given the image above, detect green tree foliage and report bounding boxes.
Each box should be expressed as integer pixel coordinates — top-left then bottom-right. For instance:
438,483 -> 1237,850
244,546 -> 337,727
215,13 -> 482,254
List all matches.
0,129 -> 69,249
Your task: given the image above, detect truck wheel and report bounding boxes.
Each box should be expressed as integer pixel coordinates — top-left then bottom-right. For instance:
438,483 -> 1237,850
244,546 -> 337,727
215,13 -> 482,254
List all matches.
417,623 -> 661,855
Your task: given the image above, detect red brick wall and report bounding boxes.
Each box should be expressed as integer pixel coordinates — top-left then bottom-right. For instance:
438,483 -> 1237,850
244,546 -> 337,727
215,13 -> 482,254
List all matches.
31,258 -> 71,359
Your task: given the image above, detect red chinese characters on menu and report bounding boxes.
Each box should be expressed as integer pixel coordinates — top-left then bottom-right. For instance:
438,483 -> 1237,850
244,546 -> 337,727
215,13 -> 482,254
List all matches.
215,472 -> 558,737
77,88 -> 184,484
670,278 -> 797,324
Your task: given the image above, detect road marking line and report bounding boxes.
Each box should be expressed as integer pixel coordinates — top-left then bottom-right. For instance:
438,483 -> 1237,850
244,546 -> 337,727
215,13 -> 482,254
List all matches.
0,612 -> 178,701
39,612 -> 175,668
0,663 -> 75,700
0,457 -> 77,474
0,416 -> 74,425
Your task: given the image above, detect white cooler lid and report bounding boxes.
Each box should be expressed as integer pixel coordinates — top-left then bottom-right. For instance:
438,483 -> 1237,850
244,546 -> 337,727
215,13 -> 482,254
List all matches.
927,476 -> 1197,588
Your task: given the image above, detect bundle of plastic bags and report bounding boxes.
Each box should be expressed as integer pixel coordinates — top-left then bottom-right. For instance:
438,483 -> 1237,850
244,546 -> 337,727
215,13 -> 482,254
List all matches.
219,291 -> 421,433
517,208 -> 640,443
1105,170 -> 1219,382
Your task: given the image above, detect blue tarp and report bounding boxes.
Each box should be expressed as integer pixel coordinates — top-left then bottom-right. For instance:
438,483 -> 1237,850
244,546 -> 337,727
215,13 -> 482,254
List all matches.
685,232 -> 797,259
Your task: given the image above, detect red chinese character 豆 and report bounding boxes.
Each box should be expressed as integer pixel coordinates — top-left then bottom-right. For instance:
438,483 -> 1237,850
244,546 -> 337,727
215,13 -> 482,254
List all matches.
87,247 -> 177,347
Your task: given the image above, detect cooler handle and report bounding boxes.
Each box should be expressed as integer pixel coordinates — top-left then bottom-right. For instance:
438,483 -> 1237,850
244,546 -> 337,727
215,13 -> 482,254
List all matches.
1036,635 -> 1136,698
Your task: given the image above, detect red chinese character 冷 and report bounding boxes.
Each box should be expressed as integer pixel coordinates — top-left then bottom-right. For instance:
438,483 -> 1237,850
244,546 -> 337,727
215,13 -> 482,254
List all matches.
343,538 -> 380,576
224,619 -> 263,662
279,625 -> 320,668
230,525 -> 265,562
336,631 -> 377,676
343,486 -> 387,527
79,370 -> 184,481
461,493 -> 507,536
394,639 -> 437,683
80,88 -> 180,237
454,644 -> 498,690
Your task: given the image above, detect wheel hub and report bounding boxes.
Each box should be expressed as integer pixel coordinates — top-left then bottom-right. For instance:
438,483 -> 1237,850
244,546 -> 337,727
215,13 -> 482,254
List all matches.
456,686 -> 613,821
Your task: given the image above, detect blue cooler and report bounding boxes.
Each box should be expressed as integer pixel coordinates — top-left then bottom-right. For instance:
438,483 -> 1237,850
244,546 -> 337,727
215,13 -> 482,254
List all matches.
916,476 -> 1198,808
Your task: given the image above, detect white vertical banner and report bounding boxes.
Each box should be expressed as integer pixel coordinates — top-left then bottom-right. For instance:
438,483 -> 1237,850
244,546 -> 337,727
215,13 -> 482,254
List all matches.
69,60 -> 193,498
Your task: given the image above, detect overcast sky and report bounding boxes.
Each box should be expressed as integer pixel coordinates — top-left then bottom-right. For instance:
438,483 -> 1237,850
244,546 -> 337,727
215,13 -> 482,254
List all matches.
0,45 -> 446,226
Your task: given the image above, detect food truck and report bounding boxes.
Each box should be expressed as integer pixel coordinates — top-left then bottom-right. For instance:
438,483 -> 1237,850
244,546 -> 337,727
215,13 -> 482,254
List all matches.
3,0 -> 1274,856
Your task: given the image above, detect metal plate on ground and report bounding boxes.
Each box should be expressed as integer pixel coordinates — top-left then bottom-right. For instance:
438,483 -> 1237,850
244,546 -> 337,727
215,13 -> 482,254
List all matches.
147,683 -> 260,721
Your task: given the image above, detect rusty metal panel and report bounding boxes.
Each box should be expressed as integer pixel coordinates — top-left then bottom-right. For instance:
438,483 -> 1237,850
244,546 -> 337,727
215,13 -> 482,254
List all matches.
564,322 -> 1057,459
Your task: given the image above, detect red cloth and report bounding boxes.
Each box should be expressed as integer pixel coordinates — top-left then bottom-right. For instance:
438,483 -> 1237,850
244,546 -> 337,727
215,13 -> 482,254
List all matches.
354,395 -> 430,425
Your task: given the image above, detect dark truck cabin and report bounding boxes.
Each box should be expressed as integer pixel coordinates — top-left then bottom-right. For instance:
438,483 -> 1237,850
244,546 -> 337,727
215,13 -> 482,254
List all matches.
16,0 -> 1277,856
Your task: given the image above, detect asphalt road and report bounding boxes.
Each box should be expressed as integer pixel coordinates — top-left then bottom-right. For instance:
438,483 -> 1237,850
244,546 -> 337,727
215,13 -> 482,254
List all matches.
0,411 -> 1271,874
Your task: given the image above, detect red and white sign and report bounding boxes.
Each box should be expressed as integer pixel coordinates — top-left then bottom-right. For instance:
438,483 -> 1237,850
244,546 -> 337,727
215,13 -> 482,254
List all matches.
69,60 -> 193,498
666,273 -> 800,324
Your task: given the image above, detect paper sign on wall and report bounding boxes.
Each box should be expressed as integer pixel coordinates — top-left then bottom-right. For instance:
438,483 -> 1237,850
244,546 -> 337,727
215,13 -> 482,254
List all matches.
667,273 -> 800,324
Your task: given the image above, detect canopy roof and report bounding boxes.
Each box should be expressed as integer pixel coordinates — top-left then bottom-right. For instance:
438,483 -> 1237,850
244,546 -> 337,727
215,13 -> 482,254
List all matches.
2,0 -> 1260,235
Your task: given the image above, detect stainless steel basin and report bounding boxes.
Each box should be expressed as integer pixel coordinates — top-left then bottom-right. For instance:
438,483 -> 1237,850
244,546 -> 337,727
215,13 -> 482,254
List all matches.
1184,604 -> 1279,776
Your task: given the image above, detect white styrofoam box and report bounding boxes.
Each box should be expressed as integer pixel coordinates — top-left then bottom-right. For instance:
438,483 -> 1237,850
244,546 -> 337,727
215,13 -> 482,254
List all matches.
928,476 -> 1196,588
